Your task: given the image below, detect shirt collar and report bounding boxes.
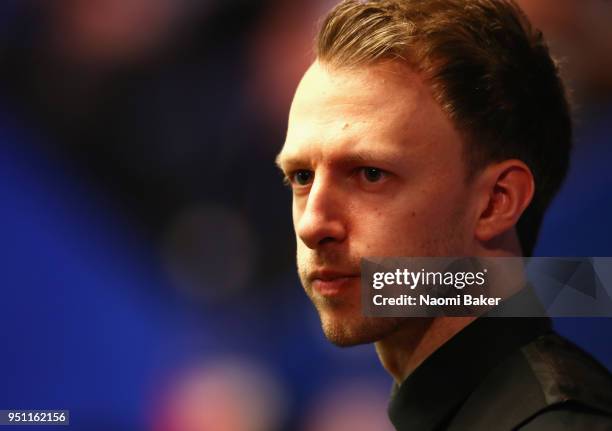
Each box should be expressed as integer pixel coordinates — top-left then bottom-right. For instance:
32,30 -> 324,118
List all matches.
387,288 -> 552,431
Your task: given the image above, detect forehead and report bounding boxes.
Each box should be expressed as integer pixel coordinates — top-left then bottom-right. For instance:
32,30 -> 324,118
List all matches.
280,60 -> 461,166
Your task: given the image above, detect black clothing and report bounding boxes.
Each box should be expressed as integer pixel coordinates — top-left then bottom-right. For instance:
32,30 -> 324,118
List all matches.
388,298 -> 612,430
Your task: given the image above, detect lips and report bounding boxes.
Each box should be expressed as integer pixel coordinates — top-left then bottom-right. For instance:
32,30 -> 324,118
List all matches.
310,270 -> 360,296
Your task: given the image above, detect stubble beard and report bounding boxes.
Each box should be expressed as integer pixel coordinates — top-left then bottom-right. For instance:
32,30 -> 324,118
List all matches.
299,267 -> 408,347
297,216 -> 468,347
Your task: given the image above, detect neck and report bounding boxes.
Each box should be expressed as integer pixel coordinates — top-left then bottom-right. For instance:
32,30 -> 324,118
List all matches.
376,233 -> 523,384
375,317 -> 476,384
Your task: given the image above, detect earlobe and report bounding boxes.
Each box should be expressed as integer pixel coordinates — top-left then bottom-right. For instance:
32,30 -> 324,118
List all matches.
474,160 -> 535,243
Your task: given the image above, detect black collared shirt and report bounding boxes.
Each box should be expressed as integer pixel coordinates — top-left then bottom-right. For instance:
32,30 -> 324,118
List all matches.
388,296 -> 612,430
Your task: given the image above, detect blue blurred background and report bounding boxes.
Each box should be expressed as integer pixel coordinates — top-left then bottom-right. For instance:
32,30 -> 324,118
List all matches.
0,1 -> 610,430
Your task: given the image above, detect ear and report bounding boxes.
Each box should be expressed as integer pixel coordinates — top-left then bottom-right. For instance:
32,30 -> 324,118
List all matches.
474,159 -> 535,243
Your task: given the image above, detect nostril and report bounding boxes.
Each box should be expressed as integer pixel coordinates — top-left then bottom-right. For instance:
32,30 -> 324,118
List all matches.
319,236 -> 336,245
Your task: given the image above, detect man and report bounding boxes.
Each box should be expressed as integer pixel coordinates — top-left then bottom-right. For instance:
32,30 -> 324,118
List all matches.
275,0 -> 612,430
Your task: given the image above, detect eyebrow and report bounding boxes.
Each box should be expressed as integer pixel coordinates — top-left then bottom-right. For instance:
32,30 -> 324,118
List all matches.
275,148 -> 404,172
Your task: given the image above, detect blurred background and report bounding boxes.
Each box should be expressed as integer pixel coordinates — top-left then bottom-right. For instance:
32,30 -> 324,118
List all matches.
0,0 -> 610,430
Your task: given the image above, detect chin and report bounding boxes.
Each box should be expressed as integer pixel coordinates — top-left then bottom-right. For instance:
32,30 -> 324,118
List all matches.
318,310 -> 405,347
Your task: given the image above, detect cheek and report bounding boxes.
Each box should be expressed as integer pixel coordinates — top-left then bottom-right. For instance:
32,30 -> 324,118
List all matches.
295,238 -> 310,269
291,199 -> 300,226
350,189 -> 470,255
350,208 -> 418,254
295,237 -> 306,255
292,200 -> 306,240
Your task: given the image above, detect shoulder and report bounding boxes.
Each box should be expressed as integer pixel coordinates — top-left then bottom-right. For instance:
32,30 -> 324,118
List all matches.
519,404 -> 612,430
449,332 -> 612,431
516,333 -> 612,429
521,333 -> 612,414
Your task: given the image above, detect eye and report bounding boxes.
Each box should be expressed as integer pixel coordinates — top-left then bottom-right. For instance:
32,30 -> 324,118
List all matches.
361,167 -> 385,183
290,170 -> 314,186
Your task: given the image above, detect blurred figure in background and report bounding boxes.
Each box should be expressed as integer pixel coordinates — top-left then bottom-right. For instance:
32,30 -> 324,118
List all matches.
301,379 -> 393,431
48,0 -> 207,66
516,0 -> 612,104
152,359 -> 288,431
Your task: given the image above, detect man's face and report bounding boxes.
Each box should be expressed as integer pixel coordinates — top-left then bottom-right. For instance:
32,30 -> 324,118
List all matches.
278,61 -> 478,346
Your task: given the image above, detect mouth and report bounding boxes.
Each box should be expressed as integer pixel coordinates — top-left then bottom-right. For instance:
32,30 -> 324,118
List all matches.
310,270 -> 361,297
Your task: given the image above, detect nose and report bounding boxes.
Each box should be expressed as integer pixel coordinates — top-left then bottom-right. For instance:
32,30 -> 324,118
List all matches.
295,174 -> 347,249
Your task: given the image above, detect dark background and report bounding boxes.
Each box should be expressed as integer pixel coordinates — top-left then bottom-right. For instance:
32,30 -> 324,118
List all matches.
0,1 -> 610,430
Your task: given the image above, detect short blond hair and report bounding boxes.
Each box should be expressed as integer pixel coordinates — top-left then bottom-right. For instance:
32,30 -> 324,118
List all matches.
315,0 -> 572,256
